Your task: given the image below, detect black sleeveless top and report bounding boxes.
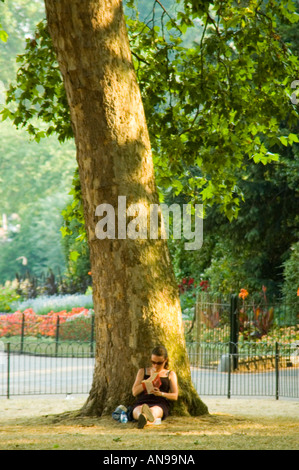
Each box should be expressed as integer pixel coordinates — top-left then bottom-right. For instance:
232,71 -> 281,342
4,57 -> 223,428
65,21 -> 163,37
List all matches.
132,369 -> 172,418
143,370 -> 171,393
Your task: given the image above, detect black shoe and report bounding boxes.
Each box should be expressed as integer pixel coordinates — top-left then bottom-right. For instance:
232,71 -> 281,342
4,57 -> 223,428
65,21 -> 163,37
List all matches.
137,413 -> 147,429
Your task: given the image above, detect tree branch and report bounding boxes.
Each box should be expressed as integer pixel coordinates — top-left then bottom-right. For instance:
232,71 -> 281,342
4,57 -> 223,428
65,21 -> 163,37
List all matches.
131,50 -> 150,66
154,0 -> 183,34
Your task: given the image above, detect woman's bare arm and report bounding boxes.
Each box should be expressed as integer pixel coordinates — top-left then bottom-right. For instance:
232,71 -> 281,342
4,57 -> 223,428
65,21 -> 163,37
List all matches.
132,368 -> 145,397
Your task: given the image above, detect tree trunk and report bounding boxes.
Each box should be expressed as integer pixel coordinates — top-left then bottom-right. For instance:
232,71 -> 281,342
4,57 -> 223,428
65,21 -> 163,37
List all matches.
44,0 -> 208,417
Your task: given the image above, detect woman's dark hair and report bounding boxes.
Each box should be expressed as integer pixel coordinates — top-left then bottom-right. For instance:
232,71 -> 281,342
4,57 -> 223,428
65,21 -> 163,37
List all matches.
151,345 -> 169,369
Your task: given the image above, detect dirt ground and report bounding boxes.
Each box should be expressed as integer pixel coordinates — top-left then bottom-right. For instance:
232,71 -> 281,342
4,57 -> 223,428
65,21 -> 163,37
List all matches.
0,395 -> 298,450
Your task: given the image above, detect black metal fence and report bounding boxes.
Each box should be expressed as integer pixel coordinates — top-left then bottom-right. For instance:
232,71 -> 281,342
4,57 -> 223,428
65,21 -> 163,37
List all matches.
0,340 -> 298,399
186,294 -> 298,399
188,341 -> 299,399
0,341 -> 94,398
0,292 -> 298,399
194,292 -> 298,345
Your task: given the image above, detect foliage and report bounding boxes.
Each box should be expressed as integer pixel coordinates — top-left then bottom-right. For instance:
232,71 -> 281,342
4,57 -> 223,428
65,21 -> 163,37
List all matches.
3,1 -> 299,219
200,248 -> 249,296
128,0 -> 299,218
60,168 -> 91,283
0,0 -> 45,87
282,241 -> 299,307
59,315 -> 94,342
186,284 -> 298,343
179,278 -> 198,327
1,289 -> 296,344
0,192 -> 70,283
0,281 -> 21,312
182,154 -> 298,299
0,291 -> 94,341
0,3 -> 78,284
2,19 -> 71,142
238,287 -> 275,340
141,1 -> 299,297
0,1 -> 77,284
6,268 -> 91,301
0,20 -> 8,43
0,120 -> 76,216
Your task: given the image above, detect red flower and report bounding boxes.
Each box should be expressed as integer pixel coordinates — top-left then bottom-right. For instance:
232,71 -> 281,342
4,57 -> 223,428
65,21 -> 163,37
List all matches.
200,280 -> 209,291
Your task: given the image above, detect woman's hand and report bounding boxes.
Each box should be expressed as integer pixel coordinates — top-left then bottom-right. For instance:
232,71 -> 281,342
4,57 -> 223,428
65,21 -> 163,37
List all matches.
151,387 -> 163,396
151,371 -> 179,401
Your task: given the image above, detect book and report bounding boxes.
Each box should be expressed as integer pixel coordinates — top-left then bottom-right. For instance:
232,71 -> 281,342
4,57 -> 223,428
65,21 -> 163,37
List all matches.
142,372 -> 162,394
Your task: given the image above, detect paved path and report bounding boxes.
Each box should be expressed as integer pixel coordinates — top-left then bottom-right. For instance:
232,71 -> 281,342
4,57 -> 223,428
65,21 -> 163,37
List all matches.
0,353 -> 298,398
0,353 -> 94,396
191,367 -> 299,398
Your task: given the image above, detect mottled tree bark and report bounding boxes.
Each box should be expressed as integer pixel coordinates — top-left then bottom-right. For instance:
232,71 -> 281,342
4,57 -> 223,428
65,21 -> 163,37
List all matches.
44,0 -> 208,416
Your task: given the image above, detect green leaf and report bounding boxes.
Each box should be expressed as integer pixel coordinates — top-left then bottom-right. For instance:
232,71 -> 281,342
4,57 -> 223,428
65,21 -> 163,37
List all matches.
0,27 -> 8,43
279,136 -> 288,146
288,133 -> 299,144
69,251 -> 80,261
60,226 -> 72,237
265,152 -> 280,162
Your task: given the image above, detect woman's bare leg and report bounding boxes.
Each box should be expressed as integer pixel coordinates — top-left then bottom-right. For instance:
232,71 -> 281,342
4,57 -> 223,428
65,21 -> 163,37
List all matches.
149,406 -> 163,419
133,405 -> 143,421
133,404 -> 163,428
146,406 -> 163,425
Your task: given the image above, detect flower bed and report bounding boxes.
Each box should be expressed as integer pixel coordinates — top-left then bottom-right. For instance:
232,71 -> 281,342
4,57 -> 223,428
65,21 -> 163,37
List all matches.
0,307 -> 94,340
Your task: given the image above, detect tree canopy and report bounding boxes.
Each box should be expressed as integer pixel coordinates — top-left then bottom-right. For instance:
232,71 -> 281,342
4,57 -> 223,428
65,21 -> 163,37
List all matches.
3,0 -> 299,219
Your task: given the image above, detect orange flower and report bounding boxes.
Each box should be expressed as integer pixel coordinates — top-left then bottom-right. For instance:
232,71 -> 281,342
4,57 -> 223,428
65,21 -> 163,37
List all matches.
297,287 -> 299,296
238,288 -> 249,300
88,271 -> 92,275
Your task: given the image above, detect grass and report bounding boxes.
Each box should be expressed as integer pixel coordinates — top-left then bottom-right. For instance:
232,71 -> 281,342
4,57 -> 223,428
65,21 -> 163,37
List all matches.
0,396 -> 298,450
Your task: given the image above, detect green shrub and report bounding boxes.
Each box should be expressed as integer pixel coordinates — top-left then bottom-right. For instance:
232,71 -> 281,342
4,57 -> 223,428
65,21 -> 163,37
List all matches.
59,316 -> 94,342
0,281 -> 21,312
282,241 -> 299,324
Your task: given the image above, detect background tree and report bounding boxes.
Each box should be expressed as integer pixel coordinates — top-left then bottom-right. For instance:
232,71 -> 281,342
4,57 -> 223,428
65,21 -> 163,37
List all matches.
179,1 -> 299,298
0,0 -> 77,282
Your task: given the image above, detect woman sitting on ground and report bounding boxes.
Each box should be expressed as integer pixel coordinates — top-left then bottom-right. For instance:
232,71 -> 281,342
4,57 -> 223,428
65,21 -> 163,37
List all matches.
131,345 -> 179,428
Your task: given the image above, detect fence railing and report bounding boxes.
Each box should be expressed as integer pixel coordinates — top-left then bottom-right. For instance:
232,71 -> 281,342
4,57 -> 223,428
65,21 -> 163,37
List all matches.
0,341 -> 298,399
0,341 -> 95,398
188,341 -> 299,399
194,293 -> 298,345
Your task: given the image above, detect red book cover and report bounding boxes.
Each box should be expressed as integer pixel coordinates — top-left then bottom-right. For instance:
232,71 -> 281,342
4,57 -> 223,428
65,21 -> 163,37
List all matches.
142,372 -> 162,394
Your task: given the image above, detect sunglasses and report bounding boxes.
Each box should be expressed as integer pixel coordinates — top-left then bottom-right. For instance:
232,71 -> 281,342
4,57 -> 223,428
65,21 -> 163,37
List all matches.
151,360 -> 165,365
